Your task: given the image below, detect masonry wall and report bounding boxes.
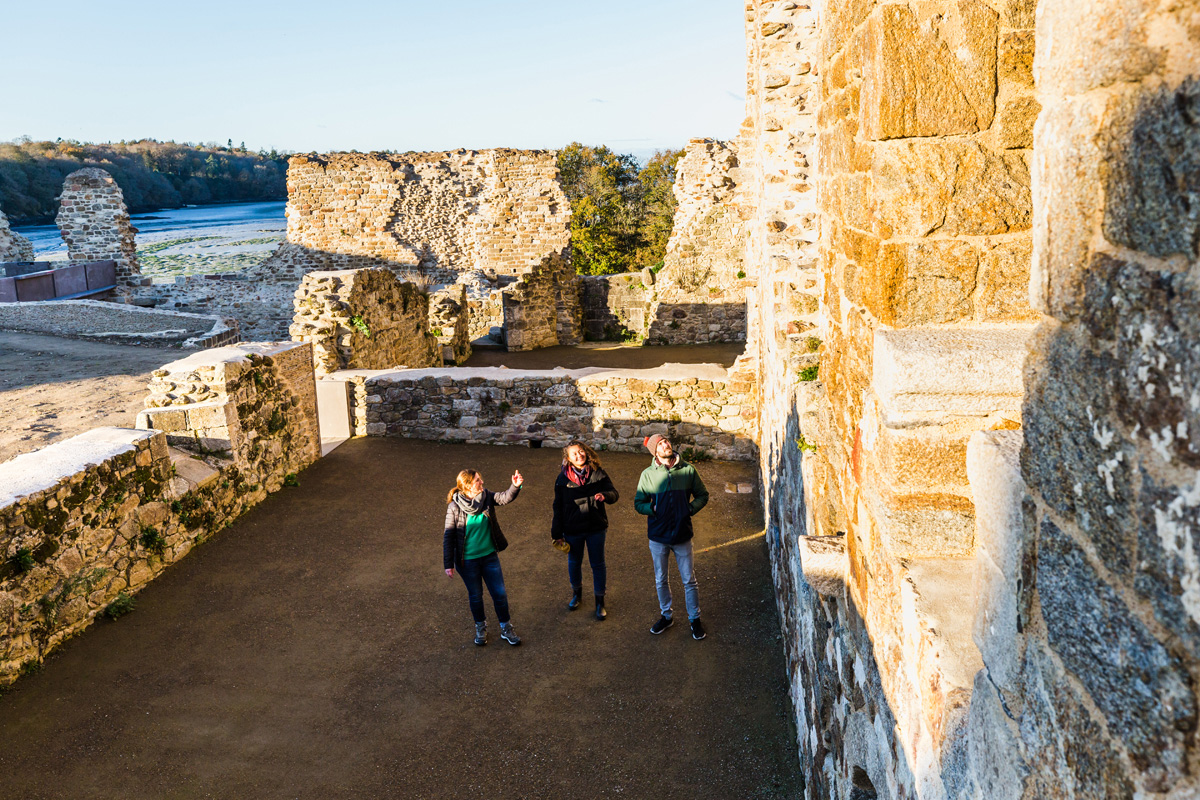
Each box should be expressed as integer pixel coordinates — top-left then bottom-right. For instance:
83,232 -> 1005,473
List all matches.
0,208 -> 35,262
56,168 -> 142,290
290,268 -> 440,375
647,139 -> 749,345
337,361 -> 759,461
580,272 -> 652,341
428,284 -> 472,364
255,150 -> 570,284
501,253 -> 581,351
0,342 -> 320,685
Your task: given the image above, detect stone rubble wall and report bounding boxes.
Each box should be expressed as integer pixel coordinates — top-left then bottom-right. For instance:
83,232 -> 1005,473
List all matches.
336,360 -> 759,461
580,272 -> 652,341
428,284 -> 472,364
646,139 -> 749,345
138,275 -> 295,342
500,253 -> 582,351
0,208 -> 35,263
252,150 -> 570,284
0,299 -> 238,349
0,342 -> 320,686
55,168 -> 142,290
1012,2 -> 1200,795
289,268 -> 440,376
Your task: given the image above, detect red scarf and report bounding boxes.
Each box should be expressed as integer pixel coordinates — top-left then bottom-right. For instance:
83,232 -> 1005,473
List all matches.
563,463 -> 591,486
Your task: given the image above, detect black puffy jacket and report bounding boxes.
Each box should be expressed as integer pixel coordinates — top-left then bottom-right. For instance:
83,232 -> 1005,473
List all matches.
551,467 -> 619,538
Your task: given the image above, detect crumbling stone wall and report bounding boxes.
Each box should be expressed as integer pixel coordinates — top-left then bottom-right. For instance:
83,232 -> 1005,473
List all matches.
290,268 -> 439,375
55,168 -> 142,289
0,208 -> 35,263
501,253 -> 581,351
0,342 -> 320,685
580,272 -> 652,341
255,150 -> 570,283
646,139 -> 749,345
338,360 -> 758,460
428,284 -> 472,364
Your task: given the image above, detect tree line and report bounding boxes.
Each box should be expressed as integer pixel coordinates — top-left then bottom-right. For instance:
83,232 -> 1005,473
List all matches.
0,138 -> 290,224
557,143 -> 684,276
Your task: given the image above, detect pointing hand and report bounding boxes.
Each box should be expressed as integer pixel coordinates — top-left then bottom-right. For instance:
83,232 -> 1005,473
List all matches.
512,470 -> 524,486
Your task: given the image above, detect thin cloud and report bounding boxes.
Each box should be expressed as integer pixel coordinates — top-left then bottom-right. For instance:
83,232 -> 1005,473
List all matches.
726,91 -> 744,102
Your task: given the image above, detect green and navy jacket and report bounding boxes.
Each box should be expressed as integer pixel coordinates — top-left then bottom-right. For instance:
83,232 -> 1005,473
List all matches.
633,457 -> 710,545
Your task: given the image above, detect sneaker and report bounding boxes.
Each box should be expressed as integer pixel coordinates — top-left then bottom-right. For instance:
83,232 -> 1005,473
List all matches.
650,616 -> 673,635
474,622 -> 487,646
690,619 -> 706,640
500,623 -> 522,646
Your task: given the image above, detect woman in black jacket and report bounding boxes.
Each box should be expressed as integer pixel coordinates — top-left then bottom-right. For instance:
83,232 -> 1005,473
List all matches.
551,441 -> 619,620
444,467 -> 524,646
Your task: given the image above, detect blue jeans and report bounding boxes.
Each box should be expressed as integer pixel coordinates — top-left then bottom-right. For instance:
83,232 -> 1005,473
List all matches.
458,552 -> 510,624
648,540 -> 700,621
565,529 -> 607,596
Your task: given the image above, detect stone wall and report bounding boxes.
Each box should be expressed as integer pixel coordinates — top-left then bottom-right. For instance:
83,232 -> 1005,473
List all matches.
289,268 -> 439,375
336,359 -> 759,461
0,208 -> 35,263
55,168 -> 142,290
0,299 -> 238,349
580,272 -> 652,341
500,253 -> 582,351
254,150 -> 570,283
647,139 -> 749,345
1,342 -> 320,685
428,284 -> 472,364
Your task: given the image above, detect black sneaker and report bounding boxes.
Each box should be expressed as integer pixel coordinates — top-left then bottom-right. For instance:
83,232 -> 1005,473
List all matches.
650,616 -> 673,635
500,623 -> 521,646
690,619 -> 706,640
474,622 -> 487,646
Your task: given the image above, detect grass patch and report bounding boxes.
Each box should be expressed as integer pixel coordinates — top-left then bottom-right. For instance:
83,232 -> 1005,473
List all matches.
105,592 -> 135,619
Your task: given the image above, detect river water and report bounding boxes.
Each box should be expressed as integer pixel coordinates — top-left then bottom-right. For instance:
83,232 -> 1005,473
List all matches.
14,200 -> 287,259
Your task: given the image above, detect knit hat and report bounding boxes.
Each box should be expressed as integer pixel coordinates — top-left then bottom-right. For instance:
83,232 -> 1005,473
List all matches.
643,434 -> 669,454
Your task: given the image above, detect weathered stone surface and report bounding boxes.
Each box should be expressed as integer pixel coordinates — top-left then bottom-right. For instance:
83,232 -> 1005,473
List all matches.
1035,0 -> 1163,95
56,168 -> 141,289
873,141 -> 1031,237
867,240 -> 979,326
978,238 -> 1036,321
1102,78 -> 1200,259
1037,519 -> 1196,788
861,0 -> 999,139
1136,468 -> 1200,653
995,96 -> 1041,150
0,208 -> 35,262
966,671 -> 1026,800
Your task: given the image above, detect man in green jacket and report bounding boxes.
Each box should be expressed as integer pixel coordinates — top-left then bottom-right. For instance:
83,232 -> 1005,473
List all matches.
634,433 -> 710,640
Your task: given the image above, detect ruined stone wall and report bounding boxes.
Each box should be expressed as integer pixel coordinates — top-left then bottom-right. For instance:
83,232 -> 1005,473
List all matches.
337,361 -> 758,461
646,139 -> 749,345
0,208 -> 35,263
0,342 -> 320,685
501,253 -> 581,351
1010,3 -> 1200,795
580,272 -> 652,341
55,169 -> 142,289
139,276 -> 293,342
290,268 -> 439,375
254,150 -> 570,284
428,284 -> 472,364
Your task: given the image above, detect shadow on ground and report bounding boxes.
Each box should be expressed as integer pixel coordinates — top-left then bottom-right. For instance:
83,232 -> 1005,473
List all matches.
0,438 -> 800,800
463,342 -> 746,370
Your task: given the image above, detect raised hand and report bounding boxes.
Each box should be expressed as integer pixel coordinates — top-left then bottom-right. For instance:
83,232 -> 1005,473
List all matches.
512,470 -> 524,486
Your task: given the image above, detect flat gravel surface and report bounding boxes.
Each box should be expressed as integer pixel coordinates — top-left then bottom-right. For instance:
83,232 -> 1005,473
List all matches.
0,438 -> 802,799
0,332 -> 181,463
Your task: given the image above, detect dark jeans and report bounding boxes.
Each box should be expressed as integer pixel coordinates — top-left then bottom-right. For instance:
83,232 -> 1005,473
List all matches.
565,528 -> 607,596
458,552 -> 510,624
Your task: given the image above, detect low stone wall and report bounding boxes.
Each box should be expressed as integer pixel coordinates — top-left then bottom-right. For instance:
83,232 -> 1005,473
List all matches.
580,272 -> 652,341
290,268 -> 439,375
501,253 -> 581,350
428,284 -> 471,364
140,274 -> 296,342
647,139 -> 748,345
1,342 -> 319,685
0,299 -> 238,348
0,208 -> 34,262
336,358 -> 758,461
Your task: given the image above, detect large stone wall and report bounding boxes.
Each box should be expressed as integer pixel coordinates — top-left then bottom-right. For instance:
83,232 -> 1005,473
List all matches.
1,342 -> 320,685
646,139 -> 749,345
289,268 -> 440,375
501,253 -> 582,351
580,272 -> 653,341
55,168 -> 142,290
0,208 -> 35,263
255,150 -> 570,283
336,359 -> 759,461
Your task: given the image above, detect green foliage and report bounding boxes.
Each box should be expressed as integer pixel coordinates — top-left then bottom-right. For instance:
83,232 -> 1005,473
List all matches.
498,401 -> 512,414
681,447 -> 713,463
804,337 -> 822,353
0,137 -> 290,224
796,436 -> 817,454
798,365 -> 820,382
8,546 -> 34,574
736,270 -> 747,279
557,143 -> 685,276
139,526 -> 166,555
283,473 -> 300,487
349,315 -> 372,338
105,592 -> 136,619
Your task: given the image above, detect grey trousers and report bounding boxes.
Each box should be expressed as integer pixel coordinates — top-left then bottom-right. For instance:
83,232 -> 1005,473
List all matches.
648,539 -> 700,621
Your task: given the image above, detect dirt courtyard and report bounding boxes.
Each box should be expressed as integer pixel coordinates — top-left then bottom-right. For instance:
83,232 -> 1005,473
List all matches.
0,438 -> 802,799
0,332 -> 183,463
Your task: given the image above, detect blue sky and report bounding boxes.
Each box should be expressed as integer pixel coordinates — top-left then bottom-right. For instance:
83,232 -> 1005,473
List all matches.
4,0 -> 746,158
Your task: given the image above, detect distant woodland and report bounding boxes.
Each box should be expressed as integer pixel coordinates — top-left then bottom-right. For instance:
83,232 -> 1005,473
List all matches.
0,138 -> 289,224
558,143 -> 685,276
